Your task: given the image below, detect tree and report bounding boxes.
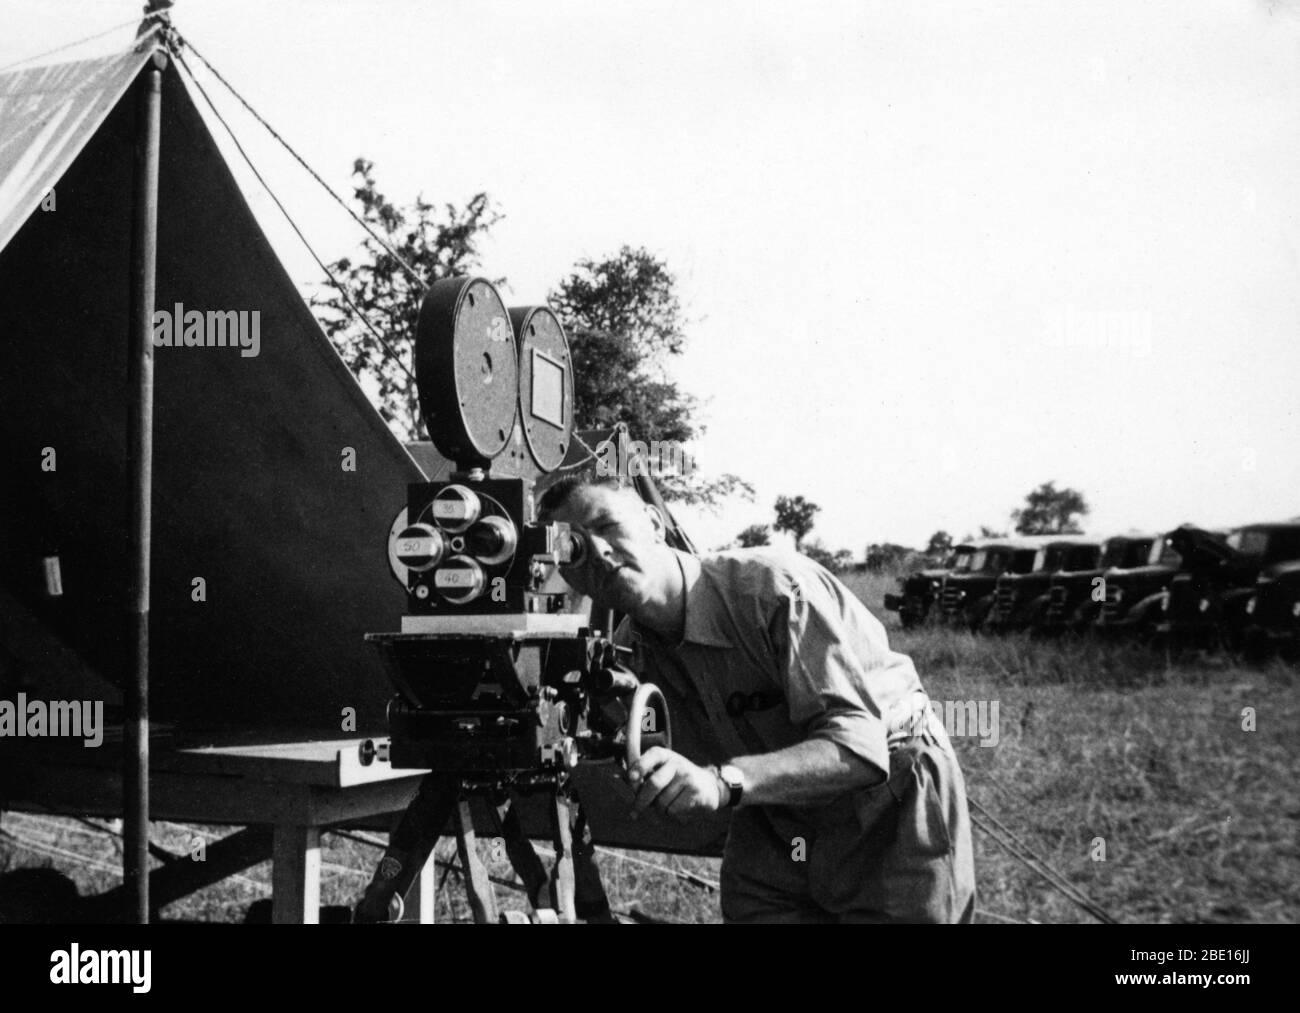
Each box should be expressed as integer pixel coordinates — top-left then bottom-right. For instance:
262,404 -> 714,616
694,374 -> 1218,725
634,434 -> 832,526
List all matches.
799,542 -> 854,573
774,495 -> 820,550
926,530 -> 953,556
549,246 -> 752,507
1011,481 -> 1090,534
865,542 -> 915,572
312,159 -> 503,439
736,524 -> 771,547
979,525 -> 1009,538
799,539 -> 836,571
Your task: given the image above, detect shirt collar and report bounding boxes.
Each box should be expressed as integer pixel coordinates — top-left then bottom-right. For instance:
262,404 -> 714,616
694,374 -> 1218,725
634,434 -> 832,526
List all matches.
633,551 -> 734,651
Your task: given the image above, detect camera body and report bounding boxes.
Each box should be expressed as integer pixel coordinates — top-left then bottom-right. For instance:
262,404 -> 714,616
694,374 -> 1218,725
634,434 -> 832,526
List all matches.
365,277 -> 664,780
394,476 -> 577,622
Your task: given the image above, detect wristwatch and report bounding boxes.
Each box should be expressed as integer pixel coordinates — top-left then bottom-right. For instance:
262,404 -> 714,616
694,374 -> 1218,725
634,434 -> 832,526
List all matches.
714,763 -> 745,808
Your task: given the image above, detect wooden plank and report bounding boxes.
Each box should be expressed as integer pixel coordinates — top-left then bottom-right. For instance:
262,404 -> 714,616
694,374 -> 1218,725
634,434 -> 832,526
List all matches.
549,794 -> 577,924
492,799 -> 548,910
81,826 -> 274,920
404,852 -> 437,924
455,800 -> 497,925
398,613 -> 588,636
166,738 -> 426,788
272,824 -> 320,925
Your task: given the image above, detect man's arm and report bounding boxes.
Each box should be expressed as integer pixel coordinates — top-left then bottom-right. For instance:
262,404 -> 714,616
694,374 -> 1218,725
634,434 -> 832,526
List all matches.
629,739 -> 886,817
631,560 -> 901,818
729,738 -> 886,807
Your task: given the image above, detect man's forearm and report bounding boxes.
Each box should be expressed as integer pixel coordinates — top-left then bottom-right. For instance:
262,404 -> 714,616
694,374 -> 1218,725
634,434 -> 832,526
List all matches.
729,739 -> 887,807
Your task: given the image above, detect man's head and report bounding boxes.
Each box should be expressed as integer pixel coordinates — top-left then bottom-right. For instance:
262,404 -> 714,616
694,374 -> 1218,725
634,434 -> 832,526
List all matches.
538,475 -> 680,618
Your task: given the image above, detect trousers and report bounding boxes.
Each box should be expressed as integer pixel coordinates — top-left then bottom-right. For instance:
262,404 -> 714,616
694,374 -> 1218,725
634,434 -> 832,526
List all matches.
719,711 -> 976,924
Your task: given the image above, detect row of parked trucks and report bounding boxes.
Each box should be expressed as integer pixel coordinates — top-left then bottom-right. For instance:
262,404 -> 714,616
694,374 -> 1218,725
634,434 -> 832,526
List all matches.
882,520 -> 1300,653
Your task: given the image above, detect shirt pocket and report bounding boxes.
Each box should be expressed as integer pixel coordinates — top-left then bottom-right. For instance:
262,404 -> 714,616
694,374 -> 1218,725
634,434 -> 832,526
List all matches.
734,696 -> 802,754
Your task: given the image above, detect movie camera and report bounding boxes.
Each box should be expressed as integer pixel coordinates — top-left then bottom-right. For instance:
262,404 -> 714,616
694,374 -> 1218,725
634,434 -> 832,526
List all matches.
353,277 -> 672,923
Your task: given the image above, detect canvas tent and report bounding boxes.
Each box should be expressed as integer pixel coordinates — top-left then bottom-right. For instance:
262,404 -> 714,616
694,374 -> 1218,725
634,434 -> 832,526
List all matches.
0,41 -> 728,862
0,44 -> 419,731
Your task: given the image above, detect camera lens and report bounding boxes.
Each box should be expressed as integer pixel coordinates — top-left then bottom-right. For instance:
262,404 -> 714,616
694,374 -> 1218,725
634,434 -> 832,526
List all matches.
565,531 -> 587,567
431,485 -> 481,533
432,556 -> 487,604
466,515 -> 517,566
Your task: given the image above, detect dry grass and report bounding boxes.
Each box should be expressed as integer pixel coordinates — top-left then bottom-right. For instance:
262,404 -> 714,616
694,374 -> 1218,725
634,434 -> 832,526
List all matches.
2,567 -> 1295,923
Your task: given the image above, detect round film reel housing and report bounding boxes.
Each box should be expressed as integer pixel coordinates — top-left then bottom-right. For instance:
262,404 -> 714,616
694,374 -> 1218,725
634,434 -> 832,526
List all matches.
509,306 -> 574,473
416,277 -> 519,466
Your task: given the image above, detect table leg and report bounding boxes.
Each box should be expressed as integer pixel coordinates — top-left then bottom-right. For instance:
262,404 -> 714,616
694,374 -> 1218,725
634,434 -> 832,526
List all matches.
404,850 -> 437,923
272,823 -> 321,924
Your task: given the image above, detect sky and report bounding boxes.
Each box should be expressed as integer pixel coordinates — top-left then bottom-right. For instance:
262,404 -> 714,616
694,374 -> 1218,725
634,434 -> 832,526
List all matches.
3,0 -> 1298,554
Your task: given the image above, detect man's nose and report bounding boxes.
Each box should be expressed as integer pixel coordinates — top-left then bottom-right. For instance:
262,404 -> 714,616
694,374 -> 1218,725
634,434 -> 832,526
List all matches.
586,532 -> 614,560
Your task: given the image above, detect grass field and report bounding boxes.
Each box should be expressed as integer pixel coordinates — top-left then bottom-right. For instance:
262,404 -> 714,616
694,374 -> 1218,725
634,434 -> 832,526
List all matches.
2,567 -> 1296,923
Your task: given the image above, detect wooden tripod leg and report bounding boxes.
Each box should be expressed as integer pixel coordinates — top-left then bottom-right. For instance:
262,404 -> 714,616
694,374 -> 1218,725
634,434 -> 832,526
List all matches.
454,798 -> 498,924
353,773 -> 458,923
548,793 -> 577,924
489,798 -> 550,912
570,800 -> 615,924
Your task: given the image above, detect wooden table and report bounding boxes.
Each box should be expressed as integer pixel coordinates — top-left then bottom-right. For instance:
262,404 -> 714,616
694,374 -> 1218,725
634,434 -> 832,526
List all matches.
0,731 -> 435,923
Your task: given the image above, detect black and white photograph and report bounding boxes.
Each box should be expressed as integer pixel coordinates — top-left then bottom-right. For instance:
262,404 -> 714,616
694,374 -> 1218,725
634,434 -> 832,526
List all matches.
0,0 -> 1293,969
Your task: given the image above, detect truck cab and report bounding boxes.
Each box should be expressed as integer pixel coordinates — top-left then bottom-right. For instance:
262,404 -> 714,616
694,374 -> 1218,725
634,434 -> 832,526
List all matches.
985,536 -> 1103,633
1041,533 -> 1156,635
884,541 -> 980,628
1161,521 -> 1300,648
1243,521 -> 1300,655
936,539 -> 1040,631
1094,526 -> 1209,636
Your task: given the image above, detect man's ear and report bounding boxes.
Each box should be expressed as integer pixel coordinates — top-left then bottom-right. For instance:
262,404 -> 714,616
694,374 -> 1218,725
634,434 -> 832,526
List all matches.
644,502 -> 667,542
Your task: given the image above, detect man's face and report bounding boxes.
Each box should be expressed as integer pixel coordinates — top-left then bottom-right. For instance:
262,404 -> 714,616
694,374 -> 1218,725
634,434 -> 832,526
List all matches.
542,484 -> 672,614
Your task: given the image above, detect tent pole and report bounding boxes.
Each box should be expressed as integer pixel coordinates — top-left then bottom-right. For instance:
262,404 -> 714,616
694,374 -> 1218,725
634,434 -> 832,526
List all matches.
125,51 -> 166,925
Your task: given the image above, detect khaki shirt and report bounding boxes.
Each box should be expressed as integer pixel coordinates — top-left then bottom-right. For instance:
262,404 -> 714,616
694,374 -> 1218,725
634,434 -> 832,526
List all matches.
625,548 -> 925,778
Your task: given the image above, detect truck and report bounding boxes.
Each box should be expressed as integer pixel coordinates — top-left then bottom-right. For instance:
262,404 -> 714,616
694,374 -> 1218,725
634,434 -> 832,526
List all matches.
1093,525 -> 1215,638
1159,520 -> 1300,650
1038,533 -> 1157,635
984,536 -> 1104,634
934,538 -> 1045,631
883,540 -> 982,628
1241,527 -> 1300,657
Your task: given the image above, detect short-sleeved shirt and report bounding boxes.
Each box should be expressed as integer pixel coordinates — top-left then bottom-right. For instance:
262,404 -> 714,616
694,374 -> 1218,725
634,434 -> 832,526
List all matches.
624,548 -> 925,779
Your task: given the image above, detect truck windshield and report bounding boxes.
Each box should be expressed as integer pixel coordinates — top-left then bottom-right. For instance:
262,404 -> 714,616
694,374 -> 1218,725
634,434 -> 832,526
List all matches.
1148,537 -> 1182,568
1229,528 -> 1300,563
1123,539 -> 1153,567
1034,546 -> 1074,572
1227,530 -> 1270,557
1010,550 -> 1037,574
971,549 -> 1009,572
1101,540 -> 1130,568
1066,546 -> 1101,570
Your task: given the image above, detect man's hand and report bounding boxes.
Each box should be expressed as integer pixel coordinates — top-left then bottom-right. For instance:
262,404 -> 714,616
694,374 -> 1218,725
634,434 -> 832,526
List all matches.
627,747 -> 724,820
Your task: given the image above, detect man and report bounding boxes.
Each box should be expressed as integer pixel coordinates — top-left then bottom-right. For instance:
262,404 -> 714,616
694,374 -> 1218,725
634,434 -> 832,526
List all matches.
539,474 -> 976,923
